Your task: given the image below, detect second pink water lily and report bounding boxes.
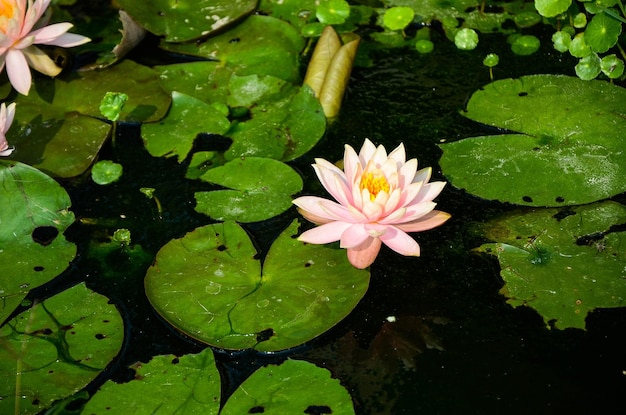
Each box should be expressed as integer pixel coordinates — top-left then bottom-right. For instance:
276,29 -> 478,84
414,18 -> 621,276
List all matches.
293,139 -> 450,269
0,0 -> 90,95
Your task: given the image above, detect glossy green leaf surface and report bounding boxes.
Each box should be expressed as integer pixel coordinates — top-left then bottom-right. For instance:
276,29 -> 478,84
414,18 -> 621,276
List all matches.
116,0 -> 257,42
161,15 -> 305,83
6,60 -> 170,177
0,161 -> 76,324
195,157 -> 303,223
440,75 -> 626,206
221,359 -> 355,414
82,347 -> 220,415
145,220 -> 370,351
476,201 -> 626,330
142,91 -> 230,162
584,12 -> 622,53
0,283 -> 123,414
535,0 -> 572,17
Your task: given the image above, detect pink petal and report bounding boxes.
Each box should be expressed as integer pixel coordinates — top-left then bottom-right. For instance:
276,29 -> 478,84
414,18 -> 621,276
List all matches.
358,139 -> 377,165
380,226 -> 421,256
387,142 -> 406,165
22,44 -> 61,76
298,221 -> 352,244
293,196 -> 363,223
412,167 -> 432,184
342,143 -> 361,184
6,49 -> 32,95
33,24 -> 90,47
382,187 -> 402,215
360,196 -> 383,221
407,181 -> 447,205
393,201 -> 437,224
395,210 -> 451,233
398,158 -> 418,187
312,162 -> 352,207
347,237 -> 382,269
340,223 -> 371,248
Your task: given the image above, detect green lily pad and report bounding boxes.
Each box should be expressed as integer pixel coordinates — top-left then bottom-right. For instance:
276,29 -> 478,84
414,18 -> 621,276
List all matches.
116,0 -> 257,42
145,220 -> 370,351
161,15 -> 305,83
225,85 -> 325,161
316,0 -> 350,25
195,157 -> 303,222
440,75 -> 626,206
91,160 -> 123,185
0,282 -> 124,414
7,60 -> 171,177
584,12 -> 622,53
142,91 -> 231,162
157,61 -> 233,105
221,359 -> 355,414
82,347 -> 220,415
535,0 -> 572,17
194,157 -> 303,223
475,201 -> 626,330
0,161 -> 76,324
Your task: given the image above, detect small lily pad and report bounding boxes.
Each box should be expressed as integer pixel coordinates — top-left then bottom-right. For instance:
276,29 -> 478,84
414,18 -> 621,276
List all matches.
116,0 -> 257,42
440,75 -> 626,206
0,282 -> 124,414
476,201 -> 626,330
82,347 -> 220,414
221,359 -> 355,414
0,161 -> 76,323
91,160 -> 123,185
584,12 -> 622,53
145,220 -> 370,351
194,157 -> 303,223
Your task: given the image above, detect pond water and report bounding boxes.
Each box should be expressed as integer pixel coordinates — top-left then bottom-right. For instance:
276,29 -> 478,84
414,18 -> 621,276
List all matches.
12,22 -> 626,415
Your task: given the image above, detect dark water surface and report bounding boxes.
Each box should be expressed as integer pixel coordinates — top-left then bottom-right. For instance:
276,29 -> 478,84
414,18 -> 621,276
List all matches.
33,28 -> 626,414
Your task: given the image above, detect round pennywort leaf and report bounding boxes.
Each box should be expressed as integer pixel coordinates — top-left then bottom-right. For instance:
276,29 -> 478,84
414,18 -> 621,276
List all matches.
552,31 -> 571,52
91,160 -> 123,185
383,7 -> 414,31
454,28 -> 478,50
584,12 -> 622,53
535,0 -> 572,18
601,54 -> 625,78
575,53 -> 602,80
511,35 -> 540,55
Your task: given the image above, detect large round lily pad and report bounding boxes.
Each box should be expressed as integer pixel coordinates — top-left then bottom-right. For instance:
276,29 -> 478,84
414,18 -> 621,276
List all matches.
116,0 -> 257,42
0,161 -> 76,324
476,201 -> 626,330
440,75 -> 626,206
145,220 -> 370,351
0,282 -> 123,414
221,359 -> 355,414
83,347 -> 220,415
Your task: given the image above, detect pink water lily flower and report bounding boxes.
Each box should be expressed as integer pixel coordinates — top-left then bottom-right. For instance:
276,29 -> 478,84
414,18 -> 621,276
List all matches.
0,101 -> 16,156
293,139 -> 450,269
0,0 -> 90,95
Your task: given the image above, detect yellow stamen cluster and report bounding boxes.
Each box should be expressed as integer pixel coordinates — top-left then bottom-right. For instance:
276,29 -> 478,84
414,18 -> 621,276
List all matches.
360,170 -> 390,201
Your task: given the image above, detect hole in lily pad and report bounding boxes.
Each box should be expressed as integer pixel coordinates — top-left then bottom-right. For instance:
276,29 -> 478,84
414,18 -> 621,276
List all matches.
32,226 -> 59,246
171,357 -> 180,364
555,196 -> 565,203
95,333 -> 107,340
518,92 -> 528,96
304,405 -> 332,414
248,407 -> 265,414
522,196 -> 533,203
256,328 -> 275,342
34,266 -> 45,272
217,244 -> 227,251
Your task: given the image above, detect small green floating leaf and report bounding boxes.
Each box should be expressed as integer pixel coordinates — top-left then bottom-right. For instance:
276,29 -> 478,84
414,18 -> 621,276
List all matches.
383,7 -> 415,31
82,347 -> 220,415
454,28 -> 478,50
91,160 -> 123,185
440,75 -> 626,206
415,39 -> 434,53
511,35 -> 540,55
0,161 -> 76,323
483,53 -> 499,67
0,282 -> 124,414
145,220 -> 370,351
575,53 -> 602,80
195,157 -> 303,223
99,92 -> 128,122
584,12 -> 622,53
552,31 -> 571,53
115,0 -> 257,42
569,34 -> 591,58
316,0 -> 350,25
142,91 -> 230,162
535,0 -> 572,18
601,54 -> 625,78
476,201 -> 626,330
221,359 -> 355,414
